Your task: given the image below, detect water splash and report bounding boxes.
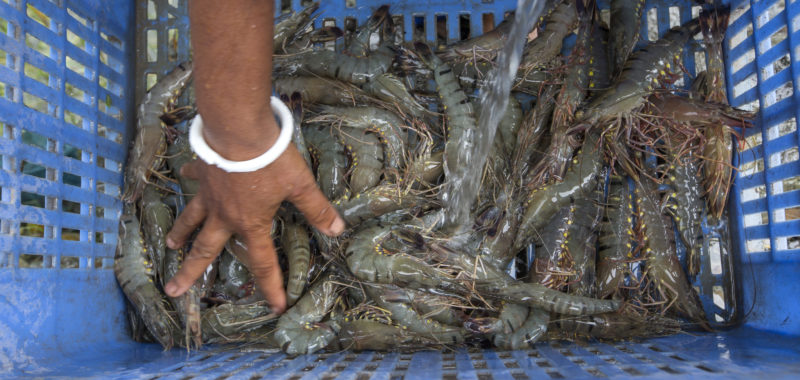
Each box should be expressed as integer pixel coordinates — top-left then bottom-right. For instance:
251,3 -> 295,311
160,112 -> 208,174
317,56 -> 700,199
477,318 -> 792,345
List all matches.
442,0 -> 546,227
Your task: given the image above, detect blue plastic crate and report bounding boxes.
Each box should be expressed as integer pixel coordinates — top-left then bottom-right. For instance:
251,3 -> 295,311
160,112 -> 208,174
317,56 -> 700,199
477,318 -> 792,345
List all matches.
1,0 -> 799,378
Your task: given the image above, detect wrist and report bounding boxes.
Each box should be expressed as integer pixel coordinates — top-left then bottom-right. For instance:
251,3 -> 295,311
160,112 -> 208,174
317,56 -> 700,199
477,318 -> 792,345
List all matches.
201,106 -> 281,161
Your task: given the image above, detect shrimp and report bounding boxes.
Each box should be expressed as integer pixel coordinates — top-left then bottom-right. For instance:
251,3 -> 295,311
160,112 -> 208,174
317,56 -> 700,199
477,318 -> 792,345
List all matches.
274,272 -> 341,355
283,93 -> 312,169
566,191 -> 603,296
123,61 -> 193,202
274,43 -> 396,85
114,205 -> 177,349
141,186 -> 172,287
333,184 -> 431,226
336,318 -> 443,351
304,124 -> 348,200
664,153 -> 705,277
635,179 -> 708,327
216,248 -> 254,301
281,220 -> 311,306
361,73 -> 429,118
165,133 -> 199,201
274,76 -> 373,107
608,0 -> 645,77
492,308 -> 549,349
273,2 -> 319,54
201,302 -> 277,344
512,84 -> 559,180
596,175 -> 636,299
340,127 -> 384,193
519,0 -> 578,74
548,312 -> 682,340
438,18 -> 513,63
516,129 -> 604,252
346,5 -> 392,57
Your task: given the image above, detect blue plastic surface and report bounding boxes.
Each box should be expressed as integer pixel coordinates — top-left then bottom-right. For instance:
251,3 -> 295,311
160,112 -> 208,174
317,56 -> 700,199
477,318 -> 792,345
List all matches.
1,0 -> 800,377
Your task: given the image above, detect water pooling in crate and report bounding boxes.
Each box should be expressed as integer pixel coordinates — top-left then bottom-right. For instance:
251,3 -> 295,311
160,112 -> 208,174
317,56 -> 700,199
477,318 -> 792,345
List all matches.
441,0 -> 547,229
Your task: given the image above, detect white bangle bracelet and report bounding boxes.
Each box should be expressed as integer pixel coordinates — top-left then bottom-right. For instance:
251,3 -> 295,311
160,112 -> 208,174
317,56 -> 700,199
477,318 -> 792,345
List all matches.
189,96 -> 294,173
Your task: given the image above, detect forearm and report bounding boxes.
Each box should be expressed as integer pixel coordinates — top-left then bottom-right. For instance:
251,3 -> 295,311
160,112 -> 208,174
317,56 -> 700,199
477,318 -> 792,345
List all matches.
189,0 -> 277,161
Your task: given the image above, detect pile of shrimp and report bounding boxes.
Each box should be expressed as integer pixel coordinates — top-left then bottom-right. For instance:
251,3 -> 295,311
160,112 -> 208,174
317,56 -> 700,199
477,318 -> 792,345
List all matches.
116,1 -> 754,353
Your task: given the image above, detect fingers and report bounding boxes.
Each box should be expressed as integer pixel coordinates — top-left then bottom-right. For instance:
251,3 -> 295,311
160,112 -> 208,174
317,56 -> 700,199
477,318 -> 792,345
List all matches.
166,195 -> 207,249
244,232 -> 287,314
289,175 -> 345,237
164,219 -> 231,297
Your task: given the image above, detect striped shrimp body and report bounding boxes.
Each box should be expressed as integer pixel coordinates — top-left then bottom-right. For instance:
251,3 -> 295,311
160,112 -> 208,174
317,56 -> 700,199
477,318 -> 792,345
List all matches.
532,206 -> 575,291
283,93 -> 313,169
566,191 -> 603,296
366,285 -> 465,344
311,105 -> 407,172
114,205 -> 177,349
346,5 -> 392,57
201,302 -> 277,344
273,2 -> 318,53
274,76 -> 373,107
123,61 -> 193,202
414,42 -> 477,185
578,19 -> 700,123
336,318 -> 443,351
608,0 -> 645,77
274,272 -> 341,355
488,97 -> 523,175
528,0 -> 593,187
515,129 -> 603,252
334,184 -> 430,226
512,84 -> 559,179
281,220 -> 311,306
141,186 -> 172,287
346,223 -> 462,291
665,154 -> 705,277
596,175 -> 636,299
275,43 -> 396,86
166,134 -> 199,201
492,308 -> 550,350
520,0 -> 578,73
340,127 -> 384,193
304,124 -> 348,200
548,312 -> 682,340
361,73 -> 428,118
216,248 -> 254,301
635,180 -> 708,325
465,302 -> 528,336
438,18 -> 513,62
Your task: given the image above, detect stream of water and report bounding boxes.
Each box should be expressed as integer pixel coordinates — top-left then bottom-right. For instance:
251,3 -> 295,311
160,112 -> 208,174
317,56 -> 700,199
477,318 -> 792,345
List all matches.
442,0 -> 547,228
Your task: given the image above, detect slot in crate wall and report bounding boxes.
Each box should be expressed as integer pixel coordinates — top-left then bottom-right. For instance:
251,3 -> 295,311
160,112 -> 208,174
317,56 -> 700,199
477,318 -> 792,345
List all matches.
0,0 -> 798,377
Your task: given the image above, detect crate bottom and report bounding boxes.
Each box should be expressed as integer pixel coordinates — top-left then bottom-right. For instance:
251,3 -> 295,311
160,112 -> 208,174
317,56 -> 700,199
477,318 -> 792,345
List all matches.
5,327 -> 799,379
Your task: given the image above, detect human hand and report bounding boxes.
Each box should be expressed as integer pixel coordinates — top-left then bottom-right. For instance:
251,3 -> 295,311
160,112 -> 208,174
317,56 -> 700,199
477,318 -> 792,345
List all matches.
164,129 -> 345,314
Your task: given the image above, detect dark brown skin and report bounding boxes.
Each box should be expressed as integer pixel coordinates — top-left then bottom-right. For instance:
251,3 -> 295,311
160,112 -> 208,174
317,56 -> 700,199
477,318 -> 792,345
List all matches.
164,0 -> 345,314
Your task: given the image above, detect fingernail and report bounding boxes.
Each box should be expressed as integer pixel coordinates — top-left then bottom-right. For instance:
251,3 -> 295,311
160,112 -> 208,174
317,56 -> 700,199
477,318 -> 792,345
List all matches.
165,282 -> 178,297
329,216 -> 345,236
166,236 -> 178,249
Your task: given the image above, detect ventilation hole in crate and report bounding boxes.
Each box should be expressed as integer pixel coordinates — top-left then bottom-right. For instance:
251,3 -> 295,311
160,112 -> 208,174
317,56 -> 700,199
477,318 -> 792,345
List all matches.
146,29 -> 157,62
668,6 -> 680,28
695,364 -> 717,373
767,118 -> 796,142
63,172 -> 82,187
364,363 -> 378,371
712,285 -> 726,310
0,15 -> 12,38
60,256 -> 79,268
413,15 -> 425,41
546,371 -> 564,379
561,349 -> 575,356
100,51 -> 124,74
99,76 -> 122,97
510,372 -> 529,380
344,354 -> 357,361
0,81 -> 13,101
784,206 -> 800,222
774,175 -> 800,194
96,206 -> 105,218
395,363 -> 409,371
536,360 -> 552,368
344,16 -> 357,35
24,62 -> 50,87
741,185 -> 766,202
746,238 -> 771,253
572,358 -> 586,366
355,373 -> 372,380
67,29 -> 92,52
603,356 -> 619,365
443,361 -> 456,370
19,253 -> 44,268
458,14 -> 470,40
100,31 -> 123,50
743,211 -> 768,228
62,199 -> 81,214
473,360 -> 488,369
21,160 -> 46,179
482,13 -> 494,33
66,8 -> 89,28
62,228 -> 80,241
645,8 -> 657,41
469,353 -> 484,360
656,364 -> 681,374
622,367 -> 642,376
98,181 -> 120,197
733,73 -> 757,99
63,143 -> 82,161
693,51 -> 706,74
21,192 -> 44,208
20,222 -> 44,237
435,14 -> 447,49
0,49 -> 8,68
739,157 -> 764,177
146,0 -> 157,20
477,373 -> 493,380
770,147 -> 798,169
333,364 -> 346,372
764,53 -> 790,84
669,354 -> 686,361
95,232 -> 104,243
168,28 -> 179,61
99,101 -> 123,120
441,374 -> 457,380
26,33 -> 53,59
23,91 -> 52,116
528,351 -> 541,358
301,365 -> 315,372
26,3 -> 51,29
